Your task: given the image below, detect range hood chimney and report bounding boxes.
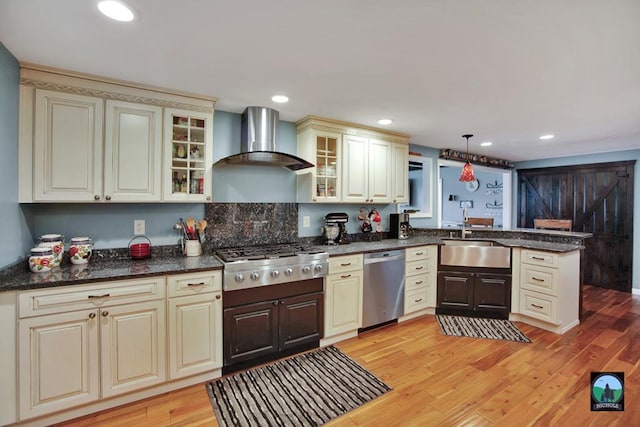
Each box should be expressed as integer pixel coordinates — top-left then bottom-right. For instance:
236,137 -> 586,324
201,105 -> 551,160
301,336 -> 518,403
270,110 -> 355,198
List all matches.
213,106 -> 314,171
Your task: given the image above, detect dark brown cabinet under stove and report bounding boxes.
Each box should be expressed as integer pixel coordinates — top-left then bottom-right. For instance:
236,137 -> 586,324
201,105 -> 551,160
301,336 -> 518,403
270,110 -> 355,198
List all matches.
437,271 -> 511,319
223,278 -> 323,373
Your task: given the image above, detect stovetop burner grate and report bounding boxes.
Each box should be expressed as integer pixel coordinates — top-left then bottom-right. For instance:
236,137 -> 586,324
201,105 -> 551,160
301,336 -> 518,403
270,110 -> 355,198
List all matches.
215,244 -> 324,262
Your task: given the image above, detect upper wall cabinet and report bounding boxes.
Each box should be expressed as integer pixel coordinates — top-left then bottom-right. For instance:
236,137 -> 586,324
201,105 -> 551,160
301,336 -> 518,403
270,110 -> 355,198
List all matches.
295,116 -> 410,204
18,64 -> 216,203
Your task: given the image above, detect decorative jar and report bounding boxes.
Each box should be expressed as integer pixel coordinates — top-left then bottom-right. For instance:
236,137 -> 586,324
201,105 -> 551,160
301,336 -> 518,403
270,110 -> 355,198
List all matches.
37,234 -> 64,267
28,247 -> 55,273
68,237 -> 93,265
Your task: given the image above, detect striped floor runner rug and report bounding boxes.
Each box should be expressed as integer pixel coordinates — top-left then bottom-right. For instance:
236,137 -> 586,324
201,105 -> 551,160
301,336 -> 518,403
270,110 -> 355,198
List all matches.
436,315 -> 531,343
207,346 -> 391,427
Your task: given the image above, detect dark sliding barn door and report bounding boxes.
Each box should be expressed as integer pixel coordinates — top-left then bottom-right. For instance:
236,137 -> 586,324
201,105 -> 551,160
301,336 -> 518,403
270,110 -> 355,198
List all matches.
518,161 -> 634,292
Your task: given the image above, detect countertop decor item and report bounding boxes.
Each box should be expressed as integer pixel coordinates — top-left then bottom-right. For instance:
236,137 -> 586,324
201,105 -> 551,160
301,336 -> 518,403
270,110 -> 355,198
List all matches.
28,247 -> 55,273
68,237 -> 93,265
206,345 -> 391,427
459,134 -> 476,182
128,235 -> 151,260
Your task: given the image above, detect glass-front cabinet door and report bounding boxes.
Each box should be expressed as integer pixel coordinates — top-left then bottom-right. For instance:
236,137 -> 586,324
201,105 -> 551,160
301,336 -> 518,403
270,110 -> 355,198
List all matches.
314,134 -> 340,201
163,108 -> 213,202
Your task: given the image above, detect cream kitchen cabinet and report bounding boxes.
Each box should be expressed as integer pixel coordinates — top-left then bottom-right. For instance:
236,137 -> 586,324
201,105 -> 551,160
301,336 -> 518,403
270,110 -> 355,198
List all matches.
342,134 -> 392,203
296,127 -> 342,202
322,254 -> 364,345
17,277 -> 166,420
391,142 -> 409,203
167,271 -> 223,380
296,115 -> 410,204
19,63 -> 216,203
403,245 -> 437,315
511,248 -> 580,334
163,109 -> 214,202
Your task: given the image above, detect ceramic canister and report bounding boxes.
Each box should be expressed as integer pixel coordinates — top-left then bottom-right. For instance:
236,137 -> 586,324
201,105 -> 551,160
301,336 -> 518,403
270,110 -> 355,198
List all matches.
69,237 -> 93,265
38,234 -> 64,267
28,247 -> 55,273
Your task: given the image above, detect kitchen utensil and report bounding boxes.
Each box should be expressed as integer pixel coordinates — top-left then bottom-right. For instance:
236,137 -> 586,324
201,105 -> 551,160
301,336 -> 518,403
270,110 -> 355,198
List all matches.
197,219 -> 208,242
129,235 -> 151,260
186,217 -> 196,239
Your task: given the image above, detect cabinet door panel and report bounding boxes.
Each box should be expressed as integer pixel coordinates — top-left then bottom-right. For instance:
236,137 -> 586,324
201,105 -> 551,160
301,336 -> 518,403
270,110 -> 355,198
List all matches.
279,292 -> 323,350
101,300 -> 166,398
168,293 -> 222,379
19,310 -> 99,419
437,271 -> 474,310
34,90 -> 103,201
223,301 -> 278,366
367,138 -> 392,202
325,272 -> 363,337
392,143 -> 409,203
341,135 -> 368,202
104,100 -> 162,202
475,274 -> 511,314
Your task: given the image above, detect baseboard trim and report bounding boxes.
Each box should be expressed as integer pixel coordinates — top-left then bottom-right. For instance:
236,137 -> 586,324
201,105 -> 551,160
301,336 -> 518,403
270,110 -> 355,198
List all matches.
632,288 -> 640,296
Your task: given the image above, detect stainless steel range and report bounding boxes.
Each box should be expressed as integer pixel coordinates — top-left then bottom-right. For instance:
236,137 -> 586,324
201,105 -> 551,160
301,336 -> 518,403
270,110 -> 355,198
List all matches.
216,243 -> 329,373
216,244 -> 329,291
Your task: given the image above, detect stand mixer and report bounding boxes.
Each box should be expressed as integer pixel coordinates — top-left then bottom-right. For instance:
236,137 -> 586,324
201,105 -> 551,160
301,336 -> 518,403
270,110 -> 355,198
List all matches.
324,213 -> 350,245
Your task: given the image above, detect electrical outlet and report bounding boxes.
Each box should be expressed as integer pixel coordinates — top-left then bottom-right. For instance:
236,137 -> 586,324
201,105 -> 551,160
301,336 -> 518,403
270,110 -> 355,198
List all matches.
134,219 -> 145,235
303,216 -> 310,228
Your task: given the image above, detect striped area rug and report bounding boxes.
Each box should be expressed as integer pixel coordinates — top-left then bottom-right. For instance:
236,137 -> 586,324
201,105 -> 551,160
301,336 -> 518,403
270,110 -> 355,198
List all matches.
207,346 -> 391,427
436,315 -> 531,343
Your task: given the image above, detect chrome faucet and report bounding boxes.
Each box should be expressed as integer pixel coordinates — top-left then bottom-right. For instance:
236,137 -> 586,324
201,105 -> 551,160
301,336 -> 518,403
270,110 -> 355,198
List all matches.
461,207 -> 472,239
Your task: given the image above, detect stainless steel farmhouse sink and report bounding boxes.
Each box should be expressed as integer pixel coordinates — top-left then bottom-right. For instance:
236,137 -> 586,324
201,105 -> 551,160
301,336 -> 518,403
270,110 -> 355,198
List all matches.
440,240 -> 511,268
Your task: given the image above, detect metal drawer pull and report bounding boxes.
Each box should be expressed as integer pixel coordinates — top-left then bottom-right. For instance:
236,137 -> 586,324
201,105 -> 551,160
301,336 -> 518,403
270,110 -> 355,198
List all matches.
341,274 -> 352,279
532,256 -> 546,261
187,282 -> 206,287
414,298 -> 423,303
415,280 -> 423,285
340,262 -> 352,266
532,277 -> 545,282
531,304 -> 544,309
416,252 -> 424,256
415,266 -> 424,270
88,294 -> 110,299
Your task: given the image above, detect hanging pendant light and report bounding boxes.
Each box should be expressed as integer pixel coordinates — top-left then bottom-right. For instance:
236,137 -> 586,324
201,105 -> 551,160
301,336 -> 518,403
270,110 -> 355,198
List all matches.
459,134 -> 476,182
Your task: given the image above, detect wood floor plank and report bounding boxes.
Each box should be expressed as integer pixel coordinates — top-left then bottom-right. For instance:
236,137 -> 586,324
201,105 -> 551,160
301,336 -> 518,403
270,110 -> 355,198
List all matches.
55,285 -> 639,427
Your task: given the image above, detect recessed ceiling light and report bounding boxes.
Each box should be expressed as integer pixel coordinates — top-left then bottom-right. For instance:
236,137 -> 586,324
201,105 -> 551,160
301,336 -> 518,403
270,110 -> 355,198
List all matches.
271,95 -> 289,103
480,141 -> 493,147
539,134 -> 555,140
377,118 -> 394,125
98,1 -> 135,22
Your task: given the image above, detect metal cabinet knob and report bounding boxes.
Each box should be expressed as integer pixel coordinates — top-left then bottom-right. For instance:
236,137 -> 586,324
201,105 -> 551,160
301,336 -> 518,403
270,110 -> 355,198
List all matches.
101,311 -> 109,317
88,312 -> 96,319
206,196 -> 211,201
94,195 -> 100,200
215,294 -> 221,300
105,195 -> 112,201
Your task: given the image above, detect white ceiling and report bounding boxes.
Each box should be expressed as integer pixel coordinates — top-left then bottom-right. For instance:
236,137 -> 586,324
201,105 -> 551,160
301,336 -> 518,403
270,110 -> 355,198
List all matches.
1,0 -> 639,162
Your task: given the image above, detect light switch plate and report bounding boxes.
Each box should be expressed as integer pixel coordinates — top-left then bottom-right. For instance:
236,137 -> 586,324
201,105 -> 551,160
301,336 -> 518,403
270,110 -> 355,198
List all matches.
134,219 -> 145,235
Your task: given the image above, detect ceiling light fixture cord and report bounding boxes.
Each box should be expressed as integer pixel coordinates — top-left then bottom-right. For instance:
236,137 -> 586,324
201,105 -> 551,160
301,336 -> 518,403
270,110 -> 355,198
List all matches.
459,134 -> 476,182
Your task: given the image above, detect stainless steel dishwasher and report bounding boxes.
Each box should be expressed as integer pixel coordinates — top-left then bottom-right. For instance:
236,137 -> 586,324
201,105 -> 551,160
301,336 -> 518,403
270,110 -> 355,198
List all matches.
362,249 -> 405,329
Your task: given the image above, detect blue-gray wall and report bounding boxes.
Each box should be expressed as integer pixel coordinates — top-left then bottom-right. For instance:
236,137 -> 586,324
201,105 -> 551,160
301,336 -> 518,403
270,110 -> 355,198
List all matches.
514,149 -> 640,290
0,43 -> 33,268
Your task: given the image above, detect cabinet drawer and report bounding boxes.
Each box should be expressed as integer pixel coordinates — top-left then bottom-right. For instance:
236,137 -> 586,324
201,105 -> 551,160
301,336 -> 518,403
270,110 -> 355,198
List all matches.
521,250 -> 559,268
406,246 -> 433,262
521,266 -> 558,296
329,254 -> 363,275
406,259 -> 430,275
405,272 -> 430,292
405,288 -> 429,313
167,270 -> 222,298
520,290 -> 558,324
19,277 -> 165,318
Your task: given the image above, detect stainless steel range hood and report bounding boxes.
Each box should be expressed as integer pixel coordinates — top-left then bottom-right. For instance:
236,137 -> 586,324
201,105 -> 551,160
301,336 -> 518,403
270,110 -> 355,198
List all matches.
213,106 -> 314,171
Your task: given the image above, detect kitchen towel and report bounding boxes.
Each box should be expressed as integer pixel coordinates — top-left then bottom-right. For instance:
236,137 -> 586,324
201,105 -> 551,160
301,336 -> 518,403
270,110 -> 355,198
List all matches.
436,315 -> 531,343
206,345 -> 391,427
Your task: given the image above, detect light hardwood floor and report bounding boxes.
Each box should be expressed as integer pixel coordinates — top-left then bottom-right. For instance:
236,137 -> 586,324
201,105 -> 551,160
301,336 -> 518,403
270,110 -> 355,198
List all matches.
57,285 -> 639,426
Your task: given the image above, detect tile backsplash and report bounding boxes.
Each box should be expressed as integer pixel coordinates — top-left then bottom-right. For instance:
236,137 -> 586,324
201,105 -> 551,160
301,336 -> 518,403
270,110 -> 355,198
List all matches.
204,203 -> 298,249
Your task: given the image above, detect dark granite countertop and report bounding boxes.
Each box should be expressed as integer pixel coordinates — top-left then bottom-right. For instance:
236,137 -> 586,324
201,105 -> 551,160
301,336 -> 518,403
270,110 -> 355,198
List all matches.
1,228 -> 585,293
0,254 -> 223,293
